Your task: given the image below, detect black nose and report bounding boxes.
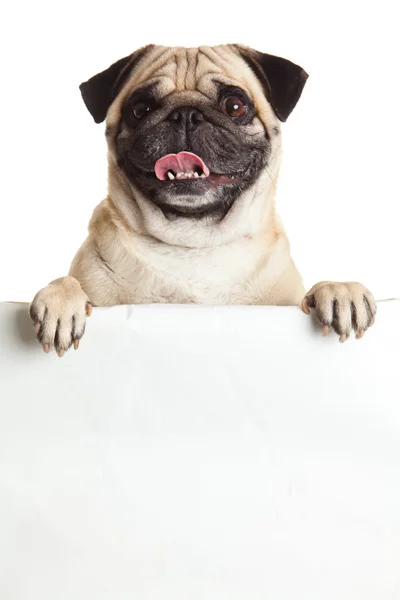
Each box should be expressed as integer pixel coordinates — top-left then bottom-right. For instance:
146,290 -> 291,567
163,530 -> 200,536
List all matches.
167,106 -> 205,127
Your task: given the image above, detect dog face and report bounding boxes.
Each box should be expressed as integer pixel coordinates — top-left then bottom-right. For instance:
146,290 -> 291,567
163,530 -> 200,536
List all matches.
115,78 -> 269,220
80,45 -> 308,222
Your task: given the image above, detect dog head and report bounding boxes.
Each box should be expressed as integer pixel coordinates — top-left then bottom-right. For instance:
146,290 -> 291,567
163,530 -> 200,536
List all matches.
80,45 -> 307,237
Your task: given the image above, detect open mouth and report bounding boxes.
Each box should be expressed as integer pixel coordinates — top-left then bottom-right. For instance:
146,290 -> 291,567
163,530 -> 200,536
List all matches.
154,152 -> 237,184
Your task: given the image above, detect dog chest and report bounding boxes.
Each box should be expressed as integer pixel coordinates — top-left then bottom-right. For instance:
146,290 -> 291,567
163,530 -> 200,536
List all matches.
128,236 -> 264,304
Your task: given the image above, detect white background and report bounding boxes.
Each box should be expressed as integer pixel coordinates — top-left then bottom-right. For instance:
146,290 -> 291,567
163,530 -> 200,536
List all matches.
0,0 -> 399,302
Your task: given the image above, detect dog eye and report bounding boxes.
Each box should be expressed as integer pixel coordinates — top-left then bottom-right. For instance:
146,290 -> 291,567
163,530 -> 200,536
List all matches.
222,97 -> 247,119
132,102 -> 152,119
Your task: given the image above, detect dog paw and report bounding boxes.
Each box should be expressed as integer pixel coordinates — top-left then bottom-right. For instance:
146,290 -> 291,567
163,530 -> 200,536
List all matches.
301,281 -> 376,342
29,276 -> 92,356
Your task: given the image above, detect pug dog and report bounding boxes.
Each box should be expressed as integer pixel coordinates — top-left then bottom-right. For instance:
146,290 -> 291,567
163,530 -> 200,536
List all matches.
29,44 -> 376,356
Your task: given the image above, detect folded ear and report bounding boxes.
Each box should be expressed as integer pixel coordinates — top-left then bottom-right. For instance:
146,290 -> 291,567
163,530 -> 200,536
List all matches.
79,45 -> 153,123
235,45 -> 308,122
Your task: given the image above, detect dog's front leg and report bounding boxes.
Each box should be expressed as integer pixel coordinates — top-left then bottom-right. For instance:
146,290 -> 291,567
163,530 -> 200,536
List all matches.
301,281 -> 377,342
29,276 -> 92,357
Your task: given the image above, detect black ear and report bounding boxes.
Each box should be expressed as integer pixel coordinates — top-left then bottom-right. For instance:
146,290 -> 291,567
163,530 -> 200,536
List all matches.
236,46 -> 308,122
79,45 -> 152,123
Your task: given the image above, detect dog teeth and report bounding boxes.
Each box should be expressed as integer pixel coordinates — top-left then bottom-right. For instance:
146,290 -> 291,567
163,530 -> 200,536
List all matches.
170,171 -> 207,180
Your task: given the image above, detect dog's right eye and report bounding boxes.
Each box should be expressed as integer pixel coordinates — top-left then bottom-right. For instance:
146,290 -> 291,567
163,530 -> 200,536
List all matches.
132,102 -> 153,119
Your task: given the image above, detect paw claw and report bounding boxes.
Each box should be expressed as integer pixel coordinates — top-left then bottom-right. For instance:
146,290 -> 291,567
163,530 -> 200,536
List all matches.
305,281 -> 376,343
30,277 -> 89,355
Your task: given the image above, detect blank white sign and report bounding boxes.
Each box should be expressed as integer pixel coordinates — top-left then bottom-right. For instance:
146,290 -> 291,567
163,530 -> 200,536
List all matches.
0,301 -> 399,599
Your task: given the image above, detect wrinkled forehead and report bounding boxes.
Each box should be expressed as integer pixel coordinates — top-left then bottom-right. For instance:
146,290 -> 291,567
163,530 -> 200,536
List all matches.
128,45 -> 248,93
107,45 -> 277,125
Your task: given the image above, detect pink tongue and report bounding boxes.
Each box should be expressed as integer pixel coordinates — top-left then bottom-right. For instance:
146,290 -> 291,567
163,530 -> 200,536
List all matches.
155,152 -> 210,181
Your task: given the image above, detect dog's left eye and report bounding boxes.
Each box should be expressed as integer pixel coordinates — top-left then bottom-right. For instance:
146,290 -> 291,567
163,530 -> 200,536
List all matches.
132,102 -> 153,119
222,96 -> 247,119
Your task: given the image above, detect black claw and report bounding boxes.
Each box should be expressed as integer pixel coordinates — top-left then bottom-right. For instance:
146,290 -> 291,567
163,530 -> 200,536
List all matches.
350,301 -> 358,331
54,318 -> 72,351
37,326 -> 44,344
71,315 -> 76,340
363,295 -> 374,325
332,299 -> 341,335
70,318 -> 85,344
306,294 -> 316,309
29,305 -> 39,323
54,318 -> 61,350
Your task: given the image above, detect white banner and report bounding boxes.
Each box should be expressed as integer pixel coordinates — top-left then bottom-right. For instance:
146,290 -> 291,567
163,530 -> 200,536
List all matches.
0,301 -> 399,599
